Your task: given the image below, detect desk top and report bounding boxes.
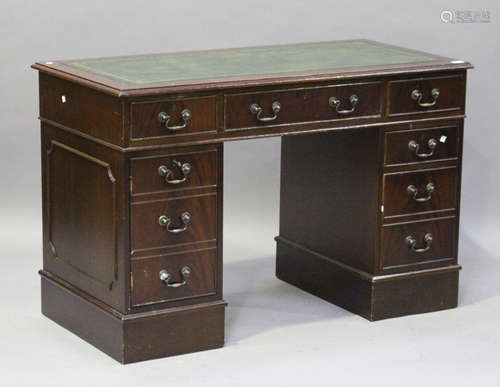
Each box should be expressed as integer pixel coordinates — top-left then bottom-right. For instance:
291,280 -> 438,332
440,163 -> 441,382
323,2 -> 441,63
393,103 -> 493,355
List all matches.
32,40 -> 471,97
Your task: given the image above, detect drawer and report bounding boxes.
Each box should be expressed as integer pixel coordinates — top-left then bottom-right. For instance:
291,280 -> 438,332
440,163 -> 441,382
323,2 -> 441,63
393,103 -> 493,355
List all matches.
384,125 -> 459,166
381,217 -> 456,270
130,96 -> 216,140
388,74 -> 465,117
131,249 -> 217,306
130,149 -> 217,195
224,81 -> 382,130
383,166 -> 457,217
131,194 -> 216,251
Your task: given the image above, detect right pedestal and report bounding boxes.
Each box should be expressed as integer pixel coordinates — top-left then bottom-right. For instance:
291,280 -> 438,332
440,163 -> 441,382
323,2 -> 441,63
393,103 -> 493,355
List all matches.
277,123 -> 462,320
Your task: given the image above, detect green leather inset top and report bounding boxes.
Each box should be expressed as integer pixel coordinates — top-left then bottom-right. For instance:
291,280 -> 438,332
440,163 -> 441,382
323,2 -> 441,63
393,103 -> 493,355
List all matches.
64,41 -> 437,85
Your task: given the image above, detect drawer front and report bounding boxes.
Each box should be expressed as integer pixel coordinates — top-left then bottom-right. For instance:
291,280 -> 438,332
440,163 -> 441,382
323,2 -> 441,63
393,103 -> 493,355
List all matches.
385,126 -> 459,166
131,194 -> 216,251
224,81 -> 382,130
381,217 -> 456,270
130,96 -> 216,140
383,167 -> 457,217
388,74 -> 465,117
131,150 -> 217,195
131,249 -> 217,306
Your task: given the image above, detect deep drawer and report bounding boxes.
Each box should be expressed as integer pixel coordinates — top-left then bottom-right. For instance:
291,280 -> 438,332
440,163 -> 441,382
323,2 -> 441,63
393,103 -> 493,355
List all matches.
130,149 -> 218,195
384,125 -> 459,166
131,194 -> 217,252
130,96 -> 216,140
131,249 -> 217,306
383,166 -> 458,218
381,217 -> 456,270
388,74 -> 465,117
224,81 -> 382,130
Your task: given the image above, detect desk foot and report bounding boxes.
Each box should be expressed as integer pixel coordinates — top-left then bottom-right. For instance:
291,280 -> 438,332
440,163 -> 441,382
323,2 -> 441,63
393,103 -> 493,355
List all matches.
275,237 -> 460,321
40,271 -> 226,363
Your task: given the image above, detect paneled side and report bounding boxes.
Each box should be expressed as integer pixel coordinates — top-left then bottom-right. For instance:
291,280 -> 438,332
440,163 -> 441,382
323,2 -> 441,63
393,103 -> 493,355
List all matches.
46,140 -> 117,289
41,123 -> 127,311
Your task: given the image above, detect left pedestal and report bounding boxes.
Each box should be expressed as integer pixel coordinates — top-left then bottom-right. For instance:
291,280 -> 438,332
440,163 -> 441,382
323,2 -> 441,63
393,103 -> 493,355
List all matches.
39,106 -> 225,363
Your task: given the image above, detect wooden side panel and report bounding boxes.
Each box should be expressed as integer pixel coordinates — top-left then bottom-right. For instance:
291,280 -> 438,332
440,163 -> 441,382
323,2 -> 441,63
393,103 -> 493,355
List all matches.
279,128 -> 380,272
41,123 -> 127,311
39,73 -> 124,146
46,140 -> 117,288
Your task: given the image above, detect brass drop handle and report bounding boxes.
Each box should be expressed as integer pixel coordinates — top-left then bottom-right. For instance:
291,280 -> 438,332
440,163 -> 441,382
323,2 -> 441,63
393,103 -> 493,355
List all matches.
408,138 -> 438,158
159,267 -> 191,288
158,109 -> 192,131
407,182 -> 435,202
158,160 -> 191,184
250,101 -> 281,122
411,88 -> 440,108
158,212 -> 191,234
405,233 -> 433,253
329,94 -> 359,115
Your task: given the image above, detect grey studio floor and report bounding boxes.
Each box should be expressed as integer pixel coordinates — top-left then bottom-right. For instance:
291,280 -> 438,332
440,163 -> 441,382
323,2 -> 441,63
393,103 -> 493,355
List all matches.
2,138 -> 500,387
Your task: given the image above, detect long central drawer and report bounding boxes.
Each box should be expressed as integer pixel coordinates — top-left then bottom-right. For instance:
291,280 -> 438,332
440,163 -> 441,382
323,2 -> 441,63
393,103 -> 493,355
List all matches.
224,81 -> 383,130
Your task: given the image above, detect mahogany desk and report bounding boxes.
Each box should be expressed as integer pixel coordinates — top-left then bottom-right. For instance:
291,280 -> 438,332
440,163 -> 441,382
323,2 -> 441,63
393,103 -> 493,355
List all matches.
32,40 -> 472,363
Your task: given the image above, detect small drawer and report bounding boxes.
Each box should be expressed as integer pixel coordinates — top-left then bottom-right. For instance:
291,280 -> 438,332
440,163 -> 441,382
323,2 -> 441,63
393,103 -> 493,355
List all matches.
383,166 -> 457,218
131,194 -> 216,252
381,217 -> 456,270
130,149 -> 217,195
130,96 -> 216,140
388,74 -> 465,117
224,81 -> 382,130
131,249 -> 217,306
384,125 -> 459,166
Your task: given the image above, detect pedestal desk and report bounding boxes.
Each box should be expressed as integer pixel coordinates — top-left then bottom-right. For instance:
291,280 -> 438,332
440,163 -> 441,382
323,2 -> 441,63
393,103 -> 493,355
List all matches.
32,40 -> 472,363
